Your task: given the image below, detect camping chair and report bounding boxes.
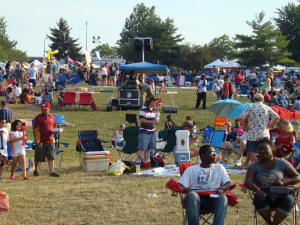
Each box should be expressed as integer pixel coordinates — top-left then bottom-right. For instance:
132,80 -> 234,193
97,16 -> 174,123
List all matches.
76,130 -> 106,167
239,85 -> 249,98
214,117 -> 226,128
78,92 -> 94,110
125,113 -> 138,127
166,163 -> 237,225
240,183 -> 299,225
202,127 -> 214,143
60,90 -> 76,108
209,130 -> 226,154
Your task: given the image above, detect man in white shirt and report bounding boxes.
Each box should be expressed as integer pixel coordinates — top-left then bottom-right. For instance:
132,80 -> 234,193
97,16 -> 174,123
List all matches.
179,145 -> 231,225
28,63 -> 37,87
0,117 -> 9,180
195,75 -> 207,109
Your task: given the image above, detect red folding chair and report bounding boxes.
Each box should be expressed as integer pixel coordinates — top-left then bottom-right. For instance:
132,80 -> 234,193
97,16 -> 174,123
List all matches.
60,90 -> 76,108
79,93 -> 97,110
166,163 -> 237,225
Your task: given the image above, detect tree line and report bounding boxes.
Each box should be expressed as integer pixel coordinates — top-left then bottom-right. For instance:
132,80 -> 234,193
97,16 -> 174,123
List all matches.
1,2 -> 300,68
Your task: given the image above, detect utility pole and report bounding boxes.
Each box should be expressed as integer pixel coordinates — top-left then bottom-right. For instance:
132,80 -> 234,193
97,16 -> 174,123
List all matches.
86,21 -> 88,52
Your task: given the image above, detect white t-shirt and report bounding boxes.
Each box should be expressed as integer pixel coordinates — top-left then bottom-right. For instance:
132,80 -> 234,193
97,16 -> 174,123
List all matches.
197,79 -> 207,93
15,87 -> 21,97
0,128 -> 9,157
179,164 -> 230,191
35,96 -> 42,105
28,67 -> 37,80
101,67 -> 108,76
10,130 -> 25,157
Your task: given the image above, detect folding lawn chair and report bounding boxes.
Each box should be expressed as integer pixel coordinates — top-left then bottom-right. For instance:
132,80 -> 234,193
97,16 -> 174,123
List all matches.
166,163 -> 237,225
76,130 -> 107,167
240,183 -> 299,225
60,90 -> 76,109
202,127 -> 214,143
78,92 -> 96,110
209,130 -> 226,154
239,85 -> 249,98
214,117 -> 226,128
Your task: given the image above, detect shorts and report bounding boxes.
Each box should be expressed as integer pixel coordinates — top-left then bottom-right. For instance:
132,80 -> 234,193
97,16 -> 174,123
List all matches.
34,143 -> 55,162
0,154 -> 7,167
137,130 -> 156,150
11,147 -> 26,157
247,140 -> 259,153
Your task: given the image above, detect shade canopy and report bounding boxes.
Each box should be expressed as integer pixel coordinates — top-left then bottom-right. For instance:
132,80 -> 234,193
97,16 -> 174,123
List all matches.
271,106 -> 300,120
228,103 -> 252,118
119,62 -> 168,73
221,60 -> 243,68
204,59 -> 224,69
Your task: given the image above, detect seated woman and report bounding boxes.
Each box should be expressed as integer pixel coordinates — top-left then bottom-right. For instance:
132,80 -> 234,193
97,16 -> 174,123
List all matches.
164,114 -> 176,128
6,87 -> 15,104
274,119 -> 296,158
244,138 -> 300,225
112,124 -> 126,147
19,88 -> 30,104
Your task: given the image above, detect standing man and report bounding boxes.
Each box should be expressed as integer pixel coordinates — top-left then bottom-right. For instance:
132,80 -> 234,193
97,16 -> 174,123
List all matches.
13,64 -> 24,88
0,101 -> 12,131
195,75 -> 207,109
33,102 -> 59,177
240,93 -> 279,166
28,63 -> 37,87
138,96 -> 159,163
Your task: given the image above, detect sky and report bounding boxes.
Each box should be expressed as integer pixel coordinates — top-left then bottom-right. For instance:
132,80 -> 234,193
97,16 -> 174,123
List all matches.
1,0 -> 295,56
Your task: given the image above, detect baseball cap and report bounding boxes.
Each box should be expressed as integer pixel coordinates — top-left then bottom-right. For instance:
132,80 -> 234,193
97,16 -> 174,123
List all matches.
41,102 -> 50,110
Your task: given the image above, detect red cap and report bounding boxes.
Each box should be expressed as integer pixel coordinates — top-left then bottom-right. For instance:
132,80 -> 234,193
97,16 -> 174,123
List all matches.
41,102 -> 50,110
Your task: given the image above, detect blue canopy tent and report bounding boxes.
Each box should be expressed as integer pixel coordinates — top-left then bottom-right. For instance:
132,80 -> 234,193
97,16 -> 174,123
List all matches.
119,62 -> 168,73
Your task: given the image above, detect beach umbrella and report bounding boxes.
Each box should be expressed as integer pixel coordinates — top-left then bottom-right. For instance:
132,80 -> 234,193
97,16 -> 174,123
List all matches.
228,103 -> 252,118
210,99 -> 241,117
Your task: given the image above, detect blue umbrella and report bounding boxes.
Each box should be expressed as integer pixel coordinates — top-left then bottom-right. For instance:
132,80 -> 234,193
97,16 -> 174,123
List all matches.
228,103 -> 252,118
210,99 -> 241,117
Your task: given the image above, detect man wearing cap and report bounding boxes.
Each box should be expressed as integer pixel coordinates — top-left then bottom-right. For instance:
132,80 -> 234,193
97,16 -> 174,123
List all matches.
240,93 -> 279,165
0,101 -> 12,131
138,96 -> 159,163
33,102 -> 59,177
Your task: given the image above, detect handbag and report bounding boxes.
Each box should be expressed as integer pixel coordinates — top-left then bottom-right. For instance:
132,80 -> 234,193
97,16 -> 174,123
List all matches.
262,186 -> 295,201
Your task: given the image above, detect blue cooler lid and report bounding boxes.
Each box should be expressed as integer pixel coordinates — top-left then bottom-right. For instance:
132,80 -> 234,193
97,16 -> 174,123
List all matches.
54,115 -> 65,124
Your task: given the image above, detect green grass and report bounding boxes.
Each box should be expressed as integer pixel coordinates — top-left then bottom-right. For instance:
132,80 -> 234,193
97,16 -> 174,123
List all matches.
0,85 -> 298,225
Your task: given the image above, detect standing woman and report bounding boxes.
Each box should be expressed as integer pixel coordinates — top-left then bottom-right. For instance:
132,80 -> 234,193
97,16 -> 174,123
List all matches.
138,96 -> 159,163
9,120 -> 28,180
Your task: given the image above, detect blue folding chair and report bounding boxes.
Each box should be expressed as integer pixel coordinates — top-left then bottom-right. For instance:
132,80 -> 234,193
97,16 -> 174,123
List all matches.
54,115 -> 69,168
203,127 -> 214,143
209,130 -> 226,154
240,85 -> 249,96
293,141 -> 300,168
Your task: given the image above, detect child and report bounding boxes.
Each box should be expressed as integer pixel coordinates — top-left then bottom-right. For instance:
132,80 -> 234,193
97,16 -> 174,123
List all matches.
20,88 -> 30,104
58,91 -> 64,106
35,91 -> 42,105
275,119 -> 296,157
0,118 -> 9,180
9,120 -> 28,180
112,124 -> 126,147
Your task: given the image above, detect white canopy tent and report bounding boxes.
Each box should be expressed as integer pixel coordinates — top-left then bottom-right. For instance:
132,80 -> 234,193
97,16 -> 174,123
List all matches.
31,59 -> 44,68
221,60 -> 243,68
204,59 -> 224,68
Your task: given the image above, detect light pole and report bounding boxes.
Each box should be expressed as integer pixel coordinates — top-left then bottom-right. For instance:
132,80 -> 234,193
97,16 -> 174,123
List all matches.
43,36 -> 49,59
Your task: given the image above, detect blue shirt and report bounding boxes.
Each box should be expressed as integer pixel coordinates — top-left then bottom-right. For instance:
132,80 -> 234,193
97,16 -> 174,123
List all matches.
294,100 -> 300,111
0,106 -> 12,123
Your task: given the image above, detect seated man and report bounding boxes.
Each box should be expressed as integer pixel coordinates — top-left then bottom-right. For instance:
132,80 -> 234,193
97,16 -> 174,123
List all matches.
179,145 -> 231,225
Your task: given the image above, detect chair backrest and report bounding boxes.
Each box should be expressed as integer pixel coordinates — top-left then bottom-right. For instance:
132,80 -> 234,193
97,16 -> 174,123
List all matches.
54,115 -> 65,124
78,130 -> 103,151
63,91 -> 76,104
79,92 -> 92,105
78,130 -> 98,141
210,130 -> 226,153
203,127 -> 214,143
240,85 -> 249,95
125,114 -> 138,126
122,126 -> 139,154
214,117 -> 226,128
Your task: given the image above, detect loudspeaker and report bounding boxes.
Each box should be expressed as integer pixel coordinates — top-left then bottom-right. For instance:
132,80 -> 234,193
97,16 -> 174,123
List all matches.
134,38 -> 142,51
162,105 -> 178,114
144,38 -> 153,51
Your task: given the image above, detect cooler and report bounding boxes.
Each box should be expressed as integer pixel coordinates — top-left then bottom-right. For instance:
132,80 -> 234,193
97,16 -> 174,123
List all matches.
174,130 -> 190,165
82,151 -> 110,172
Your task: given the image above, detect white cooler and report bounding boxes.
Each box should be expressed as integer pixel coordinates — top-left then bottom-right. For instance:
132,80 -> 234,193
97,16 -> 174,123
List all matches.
174,130 -> 190,165
82,151 -> 110,172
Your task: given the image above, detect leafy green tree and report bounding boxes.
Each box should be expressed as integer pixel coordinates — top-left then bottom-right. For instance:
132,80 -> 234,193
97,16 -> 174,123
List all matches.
91,43 -> 118,58
235,12 -> 294,66
48,18 -> 83,61
208,34 -> 236,60
0,17 -> 28,62
117,3 -> 183,65
274,2 -> 300,62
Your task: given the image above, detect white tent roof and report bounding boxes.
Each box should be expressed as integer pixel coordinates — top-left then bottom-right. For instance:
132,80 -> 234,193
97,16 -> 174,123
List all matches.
204,59 -> 224,68
31,59 -> 44,68
221,60 -> 242,68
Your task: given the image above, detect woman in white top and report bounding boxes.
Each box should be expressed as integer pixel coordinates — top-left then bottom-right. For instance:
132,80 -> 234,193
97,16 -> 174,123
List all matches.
9,120 -> 28,180
112,124 -> 126,147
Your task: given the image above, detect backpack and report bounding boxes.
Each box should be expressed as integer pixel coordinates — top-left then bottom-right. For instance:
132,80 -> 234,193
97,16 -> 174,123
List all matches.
150,155 -> 164,167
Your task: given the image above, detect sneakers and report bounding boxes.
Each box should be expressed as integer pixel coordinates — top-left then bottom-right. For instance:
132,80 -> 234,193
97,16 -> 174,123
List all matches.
49,172 -> 60,177
33,170 -> 39,177
10,175 -> 15,180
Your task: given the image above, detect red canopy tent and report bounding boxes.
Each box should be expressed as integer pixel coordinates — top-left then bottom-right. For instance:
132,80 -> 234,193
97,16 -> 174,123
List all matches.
271,106 -> 300,120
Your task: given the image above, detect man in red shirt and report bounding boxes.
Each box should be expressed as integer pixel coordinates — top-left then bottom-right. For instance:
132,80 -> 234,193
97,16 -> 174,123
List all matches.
33,102 -> 59,177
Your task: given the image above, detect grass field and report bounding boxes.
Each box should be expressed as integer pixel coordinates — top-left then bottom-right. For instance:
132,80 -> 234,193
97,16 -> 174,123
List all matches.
0,85 -> 298,225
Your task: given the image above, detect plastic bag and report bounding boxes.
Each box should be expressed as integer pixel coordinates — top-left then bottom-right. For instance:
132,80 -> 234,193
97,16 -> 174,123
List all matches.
108,161 -> 126,176
0,191 -> 9,211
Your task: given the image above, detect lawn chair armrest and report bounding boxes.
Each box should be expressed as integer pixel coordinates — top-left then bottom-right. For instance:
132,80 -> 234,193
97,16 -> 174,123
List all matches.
57,142 -> 70,147
166,178 -> 184,193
